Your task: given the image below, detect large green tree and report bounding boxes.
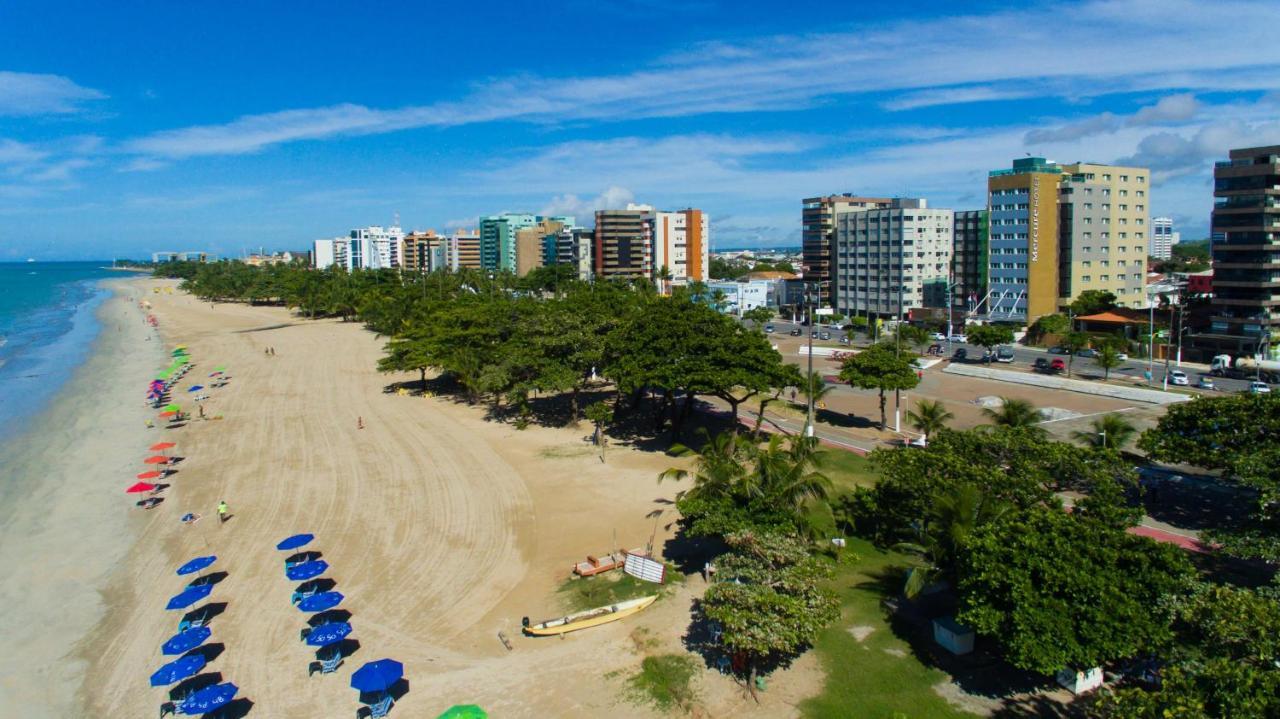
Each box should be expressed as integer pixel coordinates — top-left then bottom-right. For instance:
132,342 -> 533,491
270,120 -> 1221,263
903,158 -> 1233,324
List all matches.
965,324 -> 1015,356
957,507 -> 1195,675
1070,289 -> 1118,316
838,344 -> 920,429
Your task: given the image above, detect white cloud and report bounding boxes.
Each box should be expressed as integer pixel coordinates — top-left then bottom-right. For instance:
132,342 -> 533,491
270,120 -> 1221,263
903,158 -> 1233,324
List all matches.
1024,92 -> 1207,145
540,186 -> 635,221
118,158 -> 168,173
0,71 -> 106,116
1129,93 -> 1200,125
118,0 -> 1280,161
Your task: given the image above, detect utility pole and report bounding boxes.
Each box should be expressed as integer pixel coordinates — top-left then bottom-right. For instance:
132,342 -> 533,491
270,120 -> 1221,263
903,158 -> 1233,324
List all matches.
805,281 -> 815,438
1162,302 -> 1174,391
1147,295 -> 1155,386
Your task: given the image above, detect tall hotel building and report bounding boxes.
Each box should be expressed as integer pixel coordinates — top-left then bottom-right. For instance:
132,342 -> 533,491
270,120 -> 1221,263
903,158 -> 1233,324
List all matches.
986,158 -> 1149,322
1151,217 -> 1179,260
1205,145 -> 1280,356
952,210 -> 989,315
832,198 -> 953,319
801,195 -> 892,307
593,204 -> 708,287
594,207 -> 653,281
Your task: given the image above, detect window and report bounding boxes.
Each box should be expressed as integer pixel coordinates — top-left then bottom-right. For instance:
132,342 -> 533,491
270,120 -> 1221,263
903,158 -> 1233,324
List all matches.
1136,190 -> 1145,197
1084,203 -> 1093,209
1103,174 -> 1112,181
1103,189 -> 1111,196
1136,219 -> 1144,225
1085,188 -> 1094,195
1082,246 -> 1092,253
1120,190 -> 1128,197
1120,232 -> 1128,239
1103,203 -> 1111,211
1119,204 -> 1128,210
1082,275 -> 1092,282
1083,217 -> 1092,224
1118,260 -> 1127,267
1132,273 -> 1142,280
1120,175 -> 1128,182
1138,176 -> 1145,183
1101,274 -> 1110,281
1082,261 -> 1092,268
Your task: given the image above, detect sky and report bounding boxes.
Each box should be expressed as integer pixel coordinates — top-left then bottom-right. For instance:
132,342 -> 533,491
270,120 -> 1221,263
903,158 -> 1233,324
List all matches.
2,0 -> 1279,260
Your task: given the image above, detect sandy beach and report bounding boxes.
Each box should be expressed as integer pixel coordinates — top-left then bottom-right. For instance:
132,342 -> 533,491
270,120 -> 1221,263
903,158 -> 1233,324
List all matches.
44,279 -> 823,718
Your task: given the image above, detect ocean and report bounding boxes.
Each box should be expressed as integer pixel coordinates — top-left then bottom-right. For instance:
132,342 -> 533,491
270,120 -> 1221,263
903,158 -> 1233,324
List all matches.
0,262 -> 141,440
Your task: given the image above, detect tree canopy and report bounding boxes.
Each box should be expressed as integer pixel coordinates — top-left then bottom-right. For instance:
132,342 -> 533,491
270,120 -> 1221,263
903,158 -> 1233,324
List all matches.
838,344 -> 920,429
1070,289 -> 1118,316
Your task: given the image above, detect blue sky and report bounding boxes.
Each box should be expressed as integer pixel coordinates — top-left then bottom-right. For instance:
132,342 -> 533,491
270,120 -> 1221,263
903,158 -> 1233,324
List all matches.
2,0 -> 1279,259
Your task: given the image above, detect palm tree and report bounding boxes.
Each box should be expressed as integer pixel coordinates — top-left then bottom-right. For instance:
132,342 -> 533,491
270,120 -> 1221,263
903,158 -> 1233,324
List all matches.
659,429 -> 753,503
981,397 -> 1045,433
802,370 -> 834,407
1071,413 -> 1137,450
906,399 -> 954,445
748,434 -> 832,509
895,484 -> 1010,598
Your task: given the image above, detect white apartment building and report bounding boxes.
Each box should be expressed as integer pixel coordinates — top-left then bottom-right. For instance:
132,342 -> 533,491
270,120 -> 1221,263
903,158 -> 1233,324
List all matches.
620,203 -> 710,288
1151,217 -> 1179,260
833,198 -> 953,320
708,280 -> 772,315
312,239 -> 336,269
311,224 -> 404,270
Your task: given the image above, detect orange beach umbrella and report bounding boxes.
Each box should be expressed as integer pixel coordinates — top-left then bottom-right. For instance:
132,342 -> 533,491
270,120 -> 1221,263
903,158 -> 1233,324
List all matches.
136,471 -> 164,480
144,456 -> 170,465
159,411 -> 178,418
150,442 -> 176,451
126,482 -> 156,494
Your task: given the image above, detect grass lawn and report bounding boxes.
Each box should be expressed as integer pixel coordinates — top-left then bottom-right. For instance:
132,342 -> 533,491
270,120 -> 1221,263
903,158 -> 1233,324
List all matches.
799,538 -> 980,718
557,564 -> 683,612
821,448 -> 879,494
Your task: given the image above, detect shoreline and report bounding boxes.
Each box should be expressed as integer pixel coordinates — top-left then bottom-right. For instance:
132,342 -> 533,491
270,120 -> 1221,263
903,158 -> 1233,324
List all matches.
0,278 -> 163,717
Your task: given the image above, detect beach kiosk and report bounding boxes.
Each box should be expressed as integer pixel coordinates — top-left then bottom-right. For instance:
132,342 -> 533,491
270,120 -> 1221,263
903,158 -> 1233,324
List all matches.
931,616 -> 975,656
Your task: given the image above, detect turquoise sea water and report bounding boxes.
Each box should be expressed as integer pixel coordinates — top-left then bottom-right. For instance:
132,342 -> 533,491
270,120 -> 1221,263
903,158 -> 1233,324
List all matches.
0,262 -> 140,440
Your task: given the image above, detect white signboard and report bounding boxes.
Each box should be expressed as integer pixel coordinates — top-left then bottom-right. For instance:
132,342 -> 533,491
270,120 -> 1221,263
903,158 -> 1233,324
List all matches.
624,554 -> 667,584
814,308 -> 835,316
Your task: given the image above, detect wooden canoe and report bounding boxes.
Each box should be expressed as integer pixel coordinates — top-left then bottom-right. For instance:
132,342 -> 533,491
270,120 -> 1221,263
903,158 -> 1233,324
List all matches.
523,595 -> 657,636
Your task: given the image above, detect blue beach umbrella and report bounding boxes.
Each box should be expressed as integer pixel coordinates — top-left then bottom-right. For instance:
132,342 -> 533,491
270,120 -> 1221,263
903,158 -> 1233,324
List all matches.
178,682 -> 238,715
176,556 -> 217,576
187,385 -> 204,392
305,621 -> 353,647
149,653 -> 207,687
350,659 -> 404,693
286,560 -> 328,581
276,533 -> 314,551
161,626 -> 211,656
165,583 -> 213,611
297,591 -> 344,613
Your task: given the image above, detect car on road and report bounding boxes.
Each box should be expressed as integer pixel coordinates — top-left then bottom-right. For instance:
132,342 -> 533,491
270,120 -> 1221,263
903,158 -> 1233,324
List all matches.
1197,377 -> 1215,390
949,334 -> 967,343
1076,348 -> 1099,358
789,328 -> 802,336
819,331 -> 832,340
1116,352 -> 1129,361
1048,346 -> 1069,354
764,324 -> 775,333
931,332 -> 947,341
951,348 -> 967,362
1049,358 -> 1066,373
839,336 -> 851,345
1169,370 -> 1189,386
995,347 -> 1015,363
1250,381 -> 1271,394
1033,357 -> 1050,372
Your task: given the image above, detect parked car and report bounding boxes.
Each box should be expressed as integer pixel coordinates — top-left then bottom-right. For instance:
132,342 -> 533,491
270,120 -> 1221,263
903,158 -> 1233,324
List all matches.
931,332 -> 947,341
995,347 -> 1016,363
1169,370 -> 1189,386
949,334 -> 967,343
839,336 -> 851,345
789,328 -> 802,336
1116,352 -> 1129,361
1033,358 -> 1051,373
1049,358 -> 1066,373
1196,377 -> 1215,390
763,324 -> 775,333
1076,348 -> 1099,358
951,348 -> 967,361
1048,346 -> 1069,355
1250,381 -> 1272,394
819,331 -> 832,340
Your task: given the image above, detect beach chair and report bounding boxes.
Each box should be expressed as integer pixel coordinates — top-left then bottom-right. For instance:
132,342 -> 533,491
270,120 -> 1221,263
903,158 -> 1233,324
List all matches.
367,694 -> 394,718
291,587 -> 318,605
308,652 -> 344,677
159,701 -> 176,718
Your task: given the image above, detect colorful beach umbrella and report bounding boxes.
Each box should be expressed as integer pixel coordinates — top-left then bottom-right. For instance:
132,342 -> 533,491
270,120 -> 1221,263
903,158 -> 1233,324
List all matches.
136,471 -> 164,480
158,411 -> 178,418
214,365 -> 226,372
276,533 -> 314,551
144,455 -> 170,465
296,591 -> 344,613
438,706 -> 488,719
178,682 -> 238,715
150,442 -> 176,451
163,404 -> 181,412
161,626 -> 211,656
305,622 -> 352,647
165,583 -> 213,611
126,482 -> 156,494
187,385 -> 204,392
286,560 -> 329,581
350,659 -> 403,693
176,556 -> 217,576
149,653 -> 207,687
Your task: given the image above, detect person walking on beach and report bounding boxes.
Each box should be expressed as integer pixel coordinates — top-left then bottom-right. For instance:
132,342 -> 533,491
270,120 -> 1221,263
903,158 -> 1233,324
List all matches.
217,500 -> 229,524
270,347 -> 276,356
357,416 -> 364,430
198,405 -> 206,420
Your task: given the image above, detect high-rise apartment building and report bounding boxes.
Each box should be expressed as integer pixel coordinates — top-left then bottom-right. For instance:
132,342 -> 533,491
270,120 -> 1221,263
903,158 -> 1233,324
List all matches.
594,208 -> 653,280
833,198 -> 953,320
556,227 -> 594,280
349,225 -> 404,269
802,195 -> 893,307
514,217 -> 572,277
480,214 -> 573,272
1206,145 -> 1280,356
649,207 -> 709,285
952,210 -> 989,317
1057,163 -> 1149,308
1151,217 -> 1179,260
986,158 -> 1150,322
450,231 -> 482,270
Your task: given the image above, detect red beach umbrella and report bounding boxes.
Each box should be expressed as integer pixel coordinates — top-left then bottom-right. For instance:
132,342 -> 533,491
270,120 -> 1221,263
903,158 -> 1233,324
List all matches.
126,482 -> 156,494
144,456 -> 170,465
136,471 -> 164,480
158,411 -> 177,418
150,442 -> 176,451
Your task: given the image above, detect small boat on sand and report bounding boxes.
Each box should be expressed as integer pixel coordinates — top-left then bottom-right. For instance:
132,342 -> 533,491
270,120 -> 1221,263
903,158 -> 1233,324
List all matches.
573,547 -> 647,577
522,595 -> 657,636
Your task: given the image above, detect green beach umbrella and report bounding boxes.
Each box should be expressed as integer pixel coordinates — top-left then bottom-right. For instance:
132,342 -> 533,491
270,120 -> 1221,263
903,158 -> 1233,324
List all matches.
437,706 -> 487,719
214,365 -> 226,372
163,403 -> 181,412
157,370 -> 171,380
176,356 -> 190,365
172,349 -> 187,356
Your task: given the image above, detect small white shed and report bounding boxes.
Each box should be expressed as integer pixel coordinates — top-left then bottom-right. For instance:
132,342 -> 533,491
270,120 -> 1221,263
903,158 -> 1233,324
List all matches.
1056,666 -> 1104,694
932,616 -> 975,655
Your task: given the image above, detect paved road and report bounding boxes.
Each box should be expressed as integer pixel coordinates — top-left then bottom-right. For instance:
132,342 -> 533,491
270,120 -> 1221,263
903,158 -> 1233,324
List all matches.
755,318 -> 1267,395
